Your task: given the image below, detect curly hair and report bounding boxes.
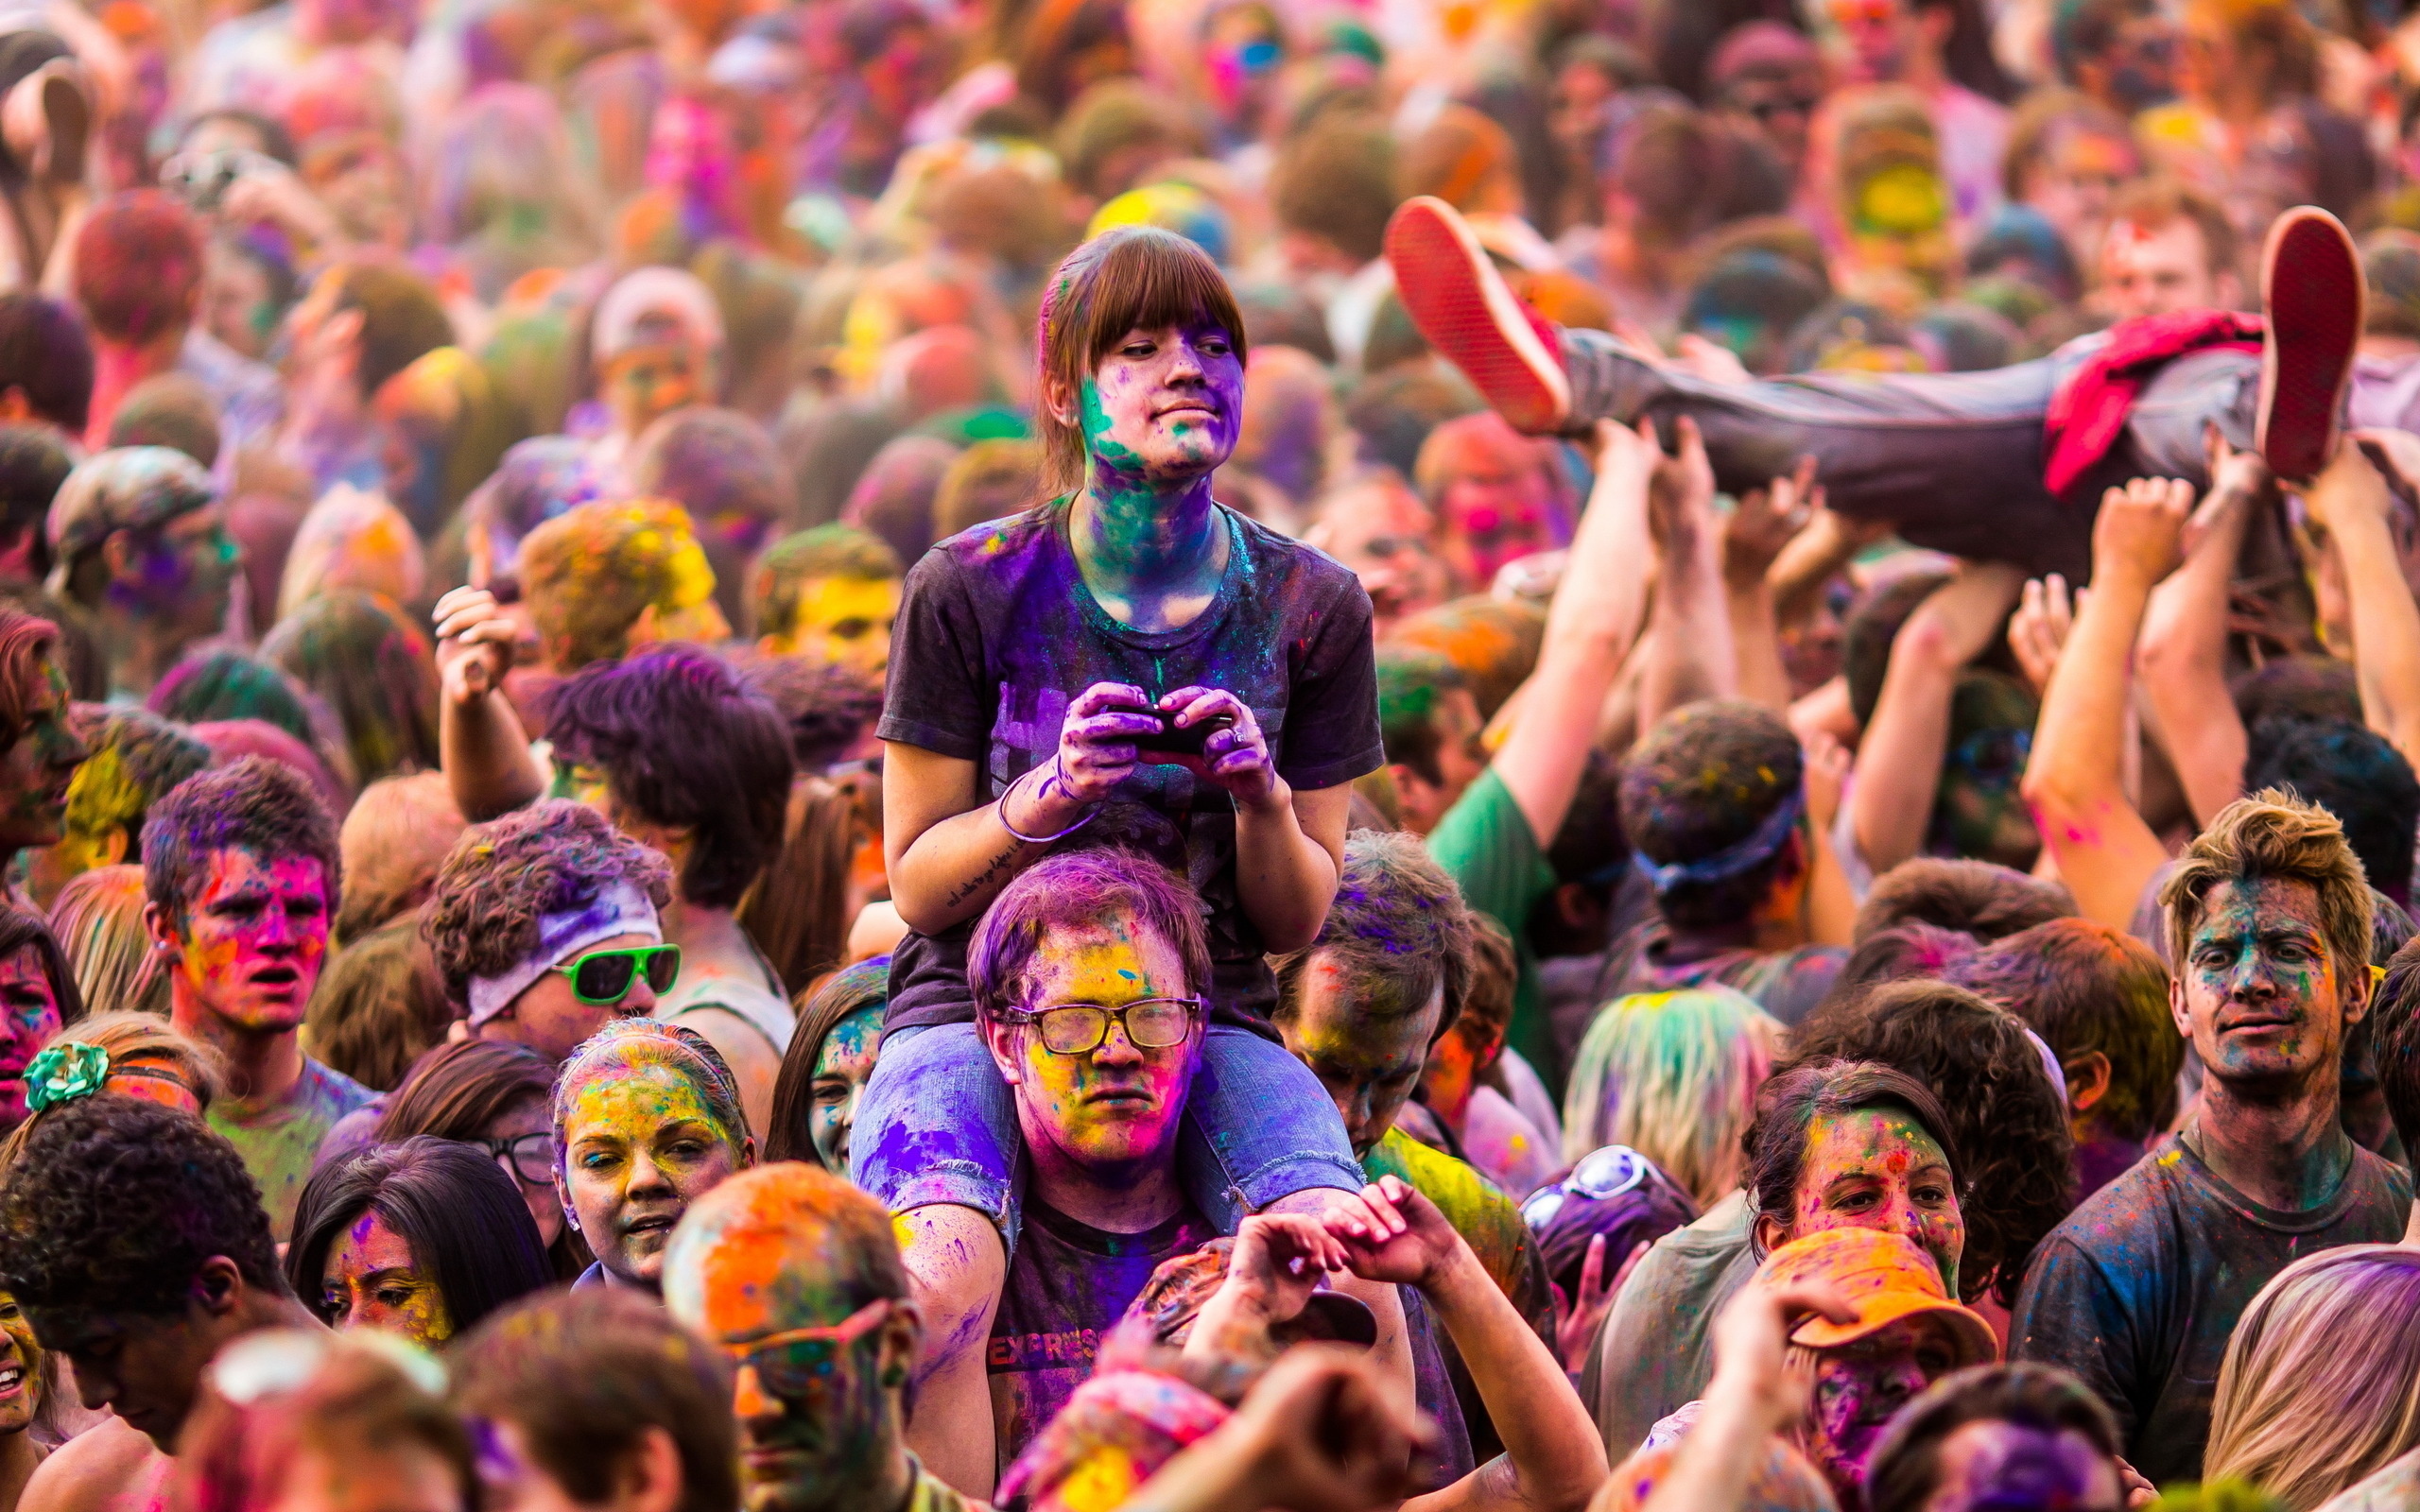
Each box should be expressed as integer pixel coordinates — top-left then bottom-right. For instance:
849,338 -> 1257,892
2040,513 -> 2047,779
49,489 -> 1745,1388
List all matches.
1742,1059 -> 1961,1257
421,800 -> 672,1009
1270,830 -> 1472,1040
141,757 -> 342,924
542,644 -> 793,911
0,1093 -> 283,1314
1784,979 -> 2075,1306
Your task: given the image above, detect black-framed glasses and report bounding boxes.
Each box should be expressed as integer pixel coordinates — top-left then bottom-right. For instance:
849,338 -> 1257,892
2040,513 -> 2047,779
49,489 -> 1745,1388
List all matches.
553,944 -> 683,1005
476,1132 -> 553,1186
994,997 -> 1202,1056
728,1299 -> 893,1397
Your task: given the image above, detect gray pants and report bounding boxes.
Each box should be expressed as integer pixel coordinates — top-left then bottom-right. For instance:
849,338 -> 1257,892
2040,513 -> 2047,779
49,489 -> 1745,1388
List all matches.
1563,329 -> 2260,578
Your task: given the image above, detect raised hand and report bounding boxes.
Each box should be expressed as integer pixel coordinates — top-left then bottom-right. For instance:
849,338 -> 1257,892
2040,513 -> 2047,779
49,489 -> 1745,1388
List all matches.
1223,1212 -> 1349,1326
2009,574 -> 2080,696
2091,475 -> 2194,589
1724,455 -> 1819,587
432,586 -> 517,709
1321,1176 -> 1467,1293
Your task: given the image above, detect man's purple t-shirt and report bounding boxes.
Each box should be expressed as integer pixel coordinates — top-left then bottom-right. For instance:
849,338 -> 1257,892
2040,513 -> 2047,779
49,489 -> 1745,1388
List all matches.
985,1196 -> 1216,1470
878,500 -> 1382,1034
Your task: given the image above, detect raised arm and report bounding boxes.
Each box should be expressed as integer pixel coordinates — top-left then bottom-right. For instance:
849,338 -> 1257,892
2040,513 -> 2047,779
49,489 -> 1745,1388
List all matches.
1327,1177 -> 1607,1512
2312,432 -> 2420,771
2136,428 -> 2264,825
433,587 -> 545,822
2021,477 -> 2192,930
1634,1277 -> 1857,1512
1636,418 -> 1739,733
1848,562 -> 2025,878
1722,458 -> 1819,712
1488,419 -> 1658,845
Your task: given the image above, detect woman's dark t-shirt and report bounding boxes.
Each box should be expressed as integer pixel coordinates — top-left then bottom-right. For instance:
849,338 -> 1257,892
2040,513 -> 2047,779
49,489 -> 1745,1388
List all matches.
877,498 -> 1382,1036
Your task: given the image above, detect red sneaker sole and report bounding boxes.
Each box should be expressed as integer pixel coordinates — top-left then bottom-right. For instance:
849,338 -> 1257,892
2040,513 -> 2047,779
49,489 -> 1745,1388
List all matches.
1385,198 -> 1567,434
2258,209 -> 2364,482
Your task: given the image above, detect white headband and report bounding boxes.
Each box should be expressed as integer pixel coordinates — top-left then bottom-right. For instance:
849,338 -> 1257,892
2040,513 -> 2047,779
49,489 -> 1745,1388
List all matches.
466,882 -> 662,1027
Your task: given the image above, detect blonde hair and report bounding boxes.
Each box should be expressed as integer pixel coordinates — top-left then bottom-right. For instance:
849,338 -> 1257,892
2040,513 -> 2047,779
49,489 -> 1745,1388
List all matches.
2161,789 -> 2373,978
48,865 -> 165,1018
0,1010 -> 226,1171
1560,988 -> 1782,1206
2204,1246 -> 2420,1509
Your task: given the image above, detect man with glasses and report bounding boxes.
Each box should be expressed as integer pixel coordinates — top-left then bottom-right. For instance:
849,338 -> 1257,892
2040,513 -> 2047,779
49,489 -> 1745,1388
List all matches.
663,1163 -> 972,1512
422,799 -> 679,1066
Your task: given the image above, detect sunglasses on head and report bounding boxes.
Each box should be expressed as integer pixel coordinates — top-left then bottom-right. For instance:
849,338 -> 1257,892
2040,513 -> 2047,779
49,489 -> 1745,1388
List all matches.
1521,1143 -> 1650,1229
727,1298 -> 893,1397
554,944 -> 683,1005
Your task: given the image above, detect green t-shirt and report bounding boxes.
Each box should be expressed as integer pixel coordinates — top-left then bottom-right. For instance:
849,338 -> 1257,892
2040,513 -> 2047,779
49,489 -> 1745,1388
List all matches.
1426,765 -> 1562,1090
1361,1125 -> 1553,1337
209,1056 -> 377,1241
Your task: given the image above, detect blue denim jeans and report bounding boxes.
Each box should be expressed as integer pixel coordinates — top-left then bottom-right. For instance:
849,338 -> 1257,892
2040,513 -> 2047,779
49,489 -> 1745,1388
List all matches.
851,1022 -> 1365,1258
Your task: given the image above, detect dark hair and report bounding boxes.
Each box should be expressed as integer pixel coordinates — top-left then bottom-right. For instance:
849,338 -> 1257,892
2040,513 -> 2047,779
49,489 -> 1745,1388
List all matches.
1867,1363 -> 2122,1512
325,263 -> 454,401
260,590 -> 441,788
1786,980 -> 2076,1305
0,610 -> 58,753
0,423 -> 71,576
285,1137 -> 552,1337
73,192 -> 206,346
1743,1059 -> 1962,1260
1845,572 -> 1949,726
0,1093 -> 284,1314
0,292 -> 92,434
449,1287 -> 738,1512
107,373 -> 220,468
969,849 -> 1213,1022
1375,645 -> 1466,788
1034,227 -> 1248,496
1271,830 -> 1473,1041
179,108 -> 295,165
2243,718 -> 2420,902
1854,858 -> 2076,944
543,644 -> 794,911
1945,919 -> 2181,1143
302,919 -> 450,1092
1620,700 -> 1805,930
733,651 -> 884,772
375,1037 -> 594,1280
142,757 -> 341,924
421,800 -> 672,1008
0,903 -> 80,1025
2370,934 -> 2420,1156
766,956 -> 889,1165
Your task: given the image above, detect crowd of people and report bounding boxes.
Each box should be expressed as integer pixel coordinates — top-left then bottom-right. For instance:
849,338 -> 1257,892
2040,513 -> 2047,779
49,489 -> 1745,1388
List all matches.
0,0 -> 2412,1509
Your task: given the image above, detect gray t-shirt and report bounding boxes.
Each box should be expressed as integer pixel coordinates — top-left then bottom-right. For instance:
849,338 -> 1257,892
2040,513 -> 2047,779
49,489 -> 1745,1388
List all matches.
1585,1190 -> 1756,1461
2011,1134 -> 2411,1484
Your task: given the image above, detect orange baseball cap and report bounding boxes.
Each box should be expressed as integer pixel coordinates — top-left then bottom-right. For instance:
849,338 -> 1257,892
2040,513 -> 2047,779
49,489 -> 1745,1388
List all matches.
1758,1228 -> 1997,1366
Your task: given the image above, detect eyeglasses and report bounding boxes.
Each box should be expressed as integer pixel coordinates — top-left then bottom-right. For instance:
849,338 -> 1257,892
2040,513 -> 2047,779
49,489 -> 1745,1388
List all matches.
994,997 -> 1201,1056
475,1131 -> 553,1186
726,1299 -> 893,1397
1521,1144 -> 1651,1229
553,944 -> 682,1005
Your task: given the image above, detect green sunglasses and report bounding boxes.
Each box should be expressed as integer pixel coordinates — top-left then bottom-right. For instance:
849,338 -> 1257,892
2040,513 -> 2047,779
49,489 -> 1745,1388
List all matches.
554,944 -> 683,1005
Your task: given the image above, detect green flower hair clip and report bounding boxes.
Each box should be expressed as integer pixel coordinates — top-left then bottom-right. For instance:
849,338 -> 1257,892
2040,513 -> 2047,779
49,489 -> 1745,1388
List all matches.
24,1041 -> 108,1114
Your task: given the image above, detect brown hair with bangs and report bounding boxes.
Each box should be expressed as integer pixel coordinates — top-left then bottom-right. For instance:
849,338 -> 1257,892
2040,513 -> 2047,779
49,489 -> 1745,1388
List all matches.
1035,227 -> 1248,498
